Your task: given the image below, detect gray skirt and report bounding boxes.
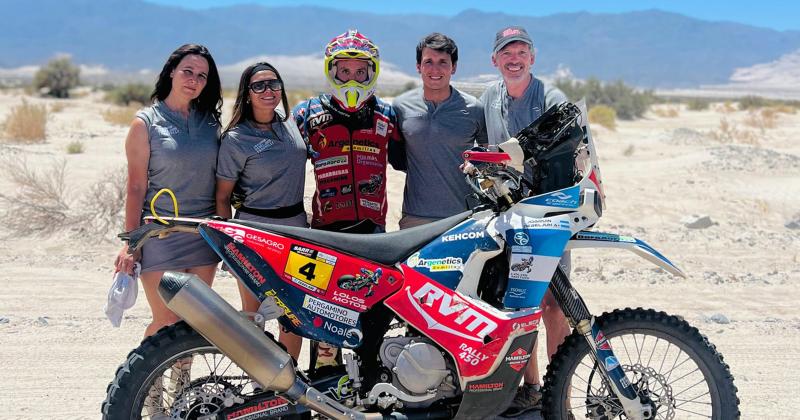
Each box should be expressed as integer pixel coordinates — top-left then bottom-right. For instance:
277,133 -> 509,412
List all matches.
140,231 -> 221,273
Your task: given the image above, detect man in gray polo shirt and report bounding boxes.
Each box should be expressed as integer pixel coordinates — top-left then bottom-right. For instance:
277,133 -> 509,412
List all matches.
393,33 -> 488,229
481,26 -> 571,417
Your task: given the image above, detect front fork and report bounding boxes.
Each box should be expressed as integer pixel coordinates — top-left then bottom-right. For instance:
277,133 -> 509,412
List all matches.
548,267 -> 653,420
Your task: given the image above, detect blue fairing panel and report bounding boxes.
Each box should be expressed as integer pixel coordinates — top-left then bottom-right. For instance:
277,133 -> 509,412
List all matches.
567,231 -> 685,277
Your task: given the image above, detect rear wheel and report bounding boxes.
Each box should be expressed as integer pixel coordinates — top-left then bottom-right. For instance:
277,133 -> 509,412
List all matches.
102,321 -> 304,419
542,308 -> 739,419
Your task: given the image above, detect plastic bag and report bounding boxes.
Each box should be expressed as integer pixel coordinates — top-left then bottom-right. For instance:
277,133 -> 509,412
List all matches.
104,263 -> 140,327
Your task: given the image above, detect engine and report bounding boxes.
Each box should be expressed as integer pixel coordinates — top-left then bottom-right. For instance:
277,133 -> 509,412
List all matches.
370,335 -> 459,409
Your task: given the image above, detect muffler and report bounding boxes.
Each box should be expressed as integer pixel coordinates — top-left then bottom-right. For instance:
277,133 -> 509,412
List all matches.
158,271 -> 382,420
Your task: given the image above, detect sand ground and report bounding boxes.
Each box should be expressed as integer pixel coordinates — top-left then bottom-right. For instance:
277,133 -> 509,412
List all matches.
0,93 -> 798,418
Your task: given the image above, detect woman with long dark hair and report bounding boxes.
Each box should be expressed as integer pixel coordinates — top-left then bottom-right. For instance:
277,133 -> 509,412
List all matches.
215,62 -> 308,359
114,44 -> 223,338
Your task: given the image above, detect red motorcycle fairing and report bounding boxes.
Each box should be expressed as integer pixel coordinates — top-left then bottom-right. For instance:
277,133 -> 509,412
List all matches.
384,265 -> 541,385
205,220 -> 403,312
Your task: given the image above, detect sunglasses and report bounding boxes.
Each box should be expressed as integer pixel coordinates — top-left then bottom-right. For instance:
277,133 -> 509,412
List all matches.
249,79 -> 283,93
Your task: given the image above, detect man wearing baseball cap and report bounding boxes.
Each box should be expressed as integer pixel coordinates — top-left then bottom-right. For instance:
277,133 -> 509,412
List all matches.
480,25 -> 572,417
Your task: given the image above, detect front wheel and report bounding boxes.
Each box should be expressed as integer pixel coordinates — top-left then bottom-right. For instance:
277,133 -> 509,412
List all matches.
542,308 -> 740,420
101,321 -> 301,419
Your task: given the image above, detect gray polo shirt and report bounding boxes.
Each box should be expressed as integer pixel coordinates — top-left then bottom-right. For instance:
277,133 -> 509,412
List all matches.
480,76 -> 567,147
137,101 -> 220,218
394,86 -> 488,219
216,115 -> 306,209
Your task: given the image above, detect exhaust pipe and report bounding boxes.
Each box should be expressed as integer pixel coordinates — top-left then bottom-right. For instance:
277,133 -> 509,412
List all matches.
158,272 -> 383,420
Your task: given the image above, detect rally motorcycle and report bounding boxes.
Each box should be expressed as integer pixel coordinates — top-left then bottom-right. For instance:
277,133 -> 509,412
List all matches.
102,102 -> 739,419
337,267 -> 382,298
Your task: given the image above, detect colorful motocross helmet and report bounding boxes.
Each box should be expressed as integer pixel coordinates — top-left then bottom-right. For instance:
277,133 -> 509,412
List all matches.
324,29 -> 380,112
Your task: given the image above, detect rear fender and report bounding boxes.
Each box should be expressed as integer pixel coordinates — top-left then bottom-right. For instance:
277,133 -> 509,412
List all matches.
566,231 -> 685,278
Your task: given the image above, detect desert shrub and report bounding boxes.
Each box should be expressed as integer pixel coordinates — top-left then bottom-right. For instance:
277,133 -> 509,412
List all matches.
102,105 -> 140,126
652,106 -> 680,118
286,88 -> 320,109
0,156 -> 127,239
737,95 -> 770,110
555,78 -> 654,120
33,56 -> 80,98
686,98 -> 711,111
623,144 -> 635,157
588,105 -> 617,130
709,118 -> 759,145
2,99 -> 48,143
743,108 -> 779,131
716,102 -> 737,114
0,157 -> 71,235
105,83 -> 151,106
66,140 -> 84,154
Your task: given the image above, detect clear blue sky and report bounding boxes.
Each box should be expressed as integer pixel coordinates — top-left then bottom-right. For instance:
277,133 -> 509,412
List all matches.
148,0 -> 798,31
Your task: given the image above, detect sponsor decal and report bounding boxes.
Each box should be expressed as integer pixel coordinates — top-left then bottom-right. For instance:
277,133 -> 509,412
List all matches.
302,295 -> 359,327
320,187 -> 337,199
507,287 -> 527,298
375,119 -> 388,137
340,184 -> 353,194
458,343 -> 489,366
264,289 -> 301,327
315,156 -> 348,170
359,198 -> 381,211
319,169 -> 349,179
408,283 -> 497,342
595,331 -> 611,351
467,382 -> 504,393
326,375 -> 353,401
322,320 -> 363,348
224,242 -> 267,286
511,245 -> 532,253
523,218 -> 571,230
308,113 -> 333,130
323,200 -> 354,213
343,144 -> 380,154
332,290 -> 367,310
542,191 -> 579,207
408,256 -> 463,272
513,232 -> 530,246
253,138 -> 275,153
156,125 -> 181,137
284,244 -> 337,293
441,231 -> 485,242
356,154 -> 383,168
319,174 -> 348,185
604,355 -> 620,371
221,226 -> 285,252
512,319 -> 540,331
509,254 -> 536,280
226,396 -> 292,420
505,348 -> 531,372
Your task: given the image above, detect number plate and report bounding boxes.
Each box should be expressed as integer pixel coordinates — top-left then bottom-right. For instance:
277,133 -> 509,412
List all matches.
284,244 -> 337,293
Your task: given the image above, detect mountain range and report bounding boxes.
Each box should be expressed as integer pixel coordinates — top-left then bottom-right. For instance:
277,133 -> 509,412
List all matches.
3,0 -> 800,88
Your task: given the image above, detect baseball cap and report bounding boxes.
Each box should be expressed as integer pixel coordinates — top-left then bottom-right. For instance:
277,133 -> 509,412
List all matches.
493,26 -> 533,54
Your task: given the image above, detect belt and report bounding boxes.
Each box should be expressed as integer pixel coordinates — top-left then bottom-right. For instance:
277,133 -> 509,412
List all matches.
237,201 -> 305,219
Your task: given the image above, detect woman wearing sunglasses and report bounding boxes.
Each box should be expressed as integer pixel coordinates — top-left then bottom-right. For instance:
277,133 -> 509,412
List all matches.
215,62 -> 308,359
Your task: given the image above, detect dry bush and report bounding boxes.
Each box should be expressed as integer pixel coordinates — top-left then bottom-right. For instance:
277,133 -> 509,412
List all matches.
0,156 -> 127,239
588,105 -> 617,130
709,118 -> 759,146
686,98 -> 710,111
102,105 -> 139,126
652,105 -> 680,118
743,108 -> 779,132
286,88 -> 319,109
715,102 -> 737,114
2,99 -> 48,143
66,140 -> 84,154
78,165 -> 127,236
771,105 -> 796,114
0,157 -> 71,235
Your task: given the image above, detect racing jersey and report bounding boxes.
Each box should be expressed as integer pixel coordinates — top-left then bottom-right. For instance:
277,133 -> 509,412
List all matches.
293,94 -> 400,230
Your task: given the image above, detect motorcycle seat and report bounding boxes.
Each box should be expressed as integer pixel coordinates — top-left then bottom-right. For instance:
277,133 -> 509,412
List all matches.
231,211 -> 472,266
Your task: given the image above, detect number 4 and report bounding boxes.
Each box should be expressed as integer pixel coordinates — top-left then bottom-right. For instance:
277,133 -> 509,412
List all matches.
299,262 -> 316,281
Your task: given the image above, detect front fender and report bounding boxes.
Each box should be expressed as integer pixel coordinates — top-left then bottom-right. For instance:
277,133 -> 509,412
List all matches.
566,231 -> 685,278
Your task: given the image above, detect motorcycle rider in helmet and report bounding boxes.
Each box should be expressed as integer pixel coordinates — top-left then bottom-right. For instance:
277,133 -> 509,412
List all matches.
293,29 -> 404,372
